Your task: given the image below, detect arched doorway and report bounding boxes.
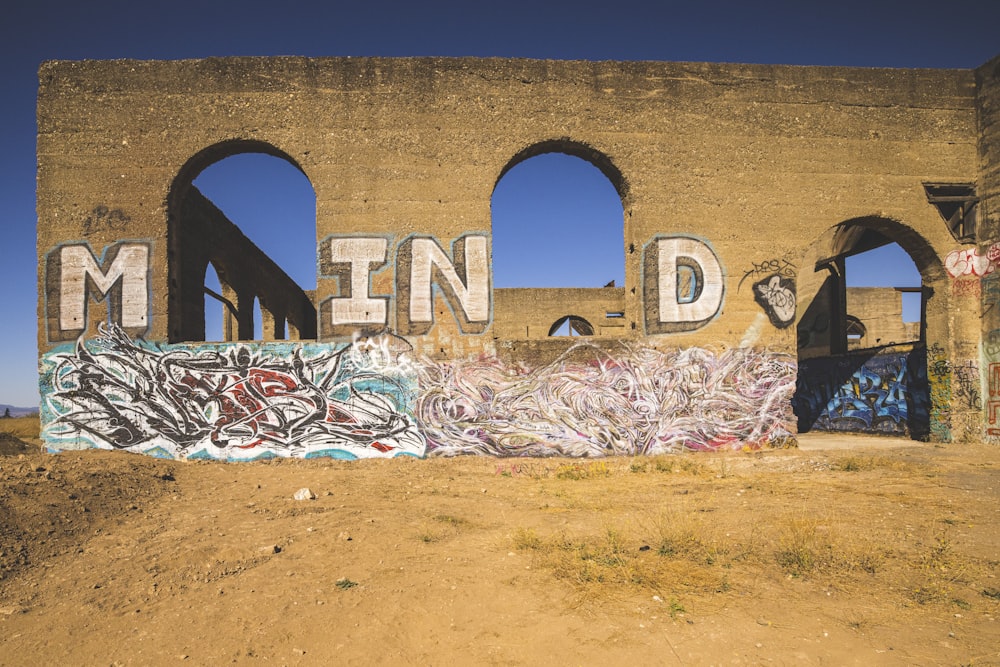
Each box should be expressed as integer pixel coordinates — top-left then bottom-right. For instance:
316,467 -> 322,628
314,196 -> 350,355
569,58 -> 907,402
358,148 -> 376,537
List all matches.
490,140 -> 630,341
167,140 -> 317,342
793,216 -> 949,440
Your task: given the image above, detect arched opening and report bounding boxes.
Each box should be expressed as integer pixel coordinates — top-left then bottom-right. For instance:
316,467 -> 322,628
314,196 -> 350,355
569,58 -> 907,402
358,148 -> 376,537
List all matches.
252,298 -> 264,342
844,315 -> 867,348
845,243 -> 922,349
203,262 -> 228,342
793,217 -> 948,440
167,140 -> 317,343
490,140 -> 629,341
548,315 -> 594,337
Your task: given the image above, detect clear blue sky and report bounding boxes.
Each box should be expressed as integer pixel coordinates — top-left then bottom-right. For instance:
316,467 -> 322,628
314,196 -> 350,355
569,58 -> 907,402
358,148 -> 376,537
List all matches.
3,0 -> 999,407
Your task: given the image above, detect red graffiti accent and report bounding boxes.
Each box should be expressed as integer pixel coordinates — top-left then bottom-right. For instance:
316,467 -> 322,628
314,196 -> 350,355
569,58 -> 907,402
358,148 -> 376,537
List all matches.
328,404 -> 357,423
184,365 -> 404,452
951,279 -> 981,298
181,364 -> 405,453
250,369 -> 299,397
184,367 -> 316,447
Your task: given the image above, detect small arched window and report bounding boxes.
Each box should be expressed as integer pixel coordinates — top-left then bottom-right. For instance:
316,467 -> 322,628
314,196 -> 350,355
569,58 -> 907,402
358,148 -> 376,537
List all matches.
548,316 -> 595,337
845,315 -> 866,342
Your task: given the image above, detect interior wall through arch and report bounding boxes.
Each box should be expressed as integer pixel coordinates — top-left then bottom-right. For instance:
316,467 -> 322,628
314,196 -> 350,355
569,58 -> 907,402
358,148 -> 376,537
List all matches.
168,144 -> 318,343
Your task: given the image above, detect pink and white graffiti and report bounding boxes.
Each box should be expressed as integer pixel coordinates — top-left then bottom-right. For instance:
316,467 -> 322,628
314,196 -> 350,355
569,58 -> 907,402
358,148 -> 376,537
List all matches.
945,248 -> 995,278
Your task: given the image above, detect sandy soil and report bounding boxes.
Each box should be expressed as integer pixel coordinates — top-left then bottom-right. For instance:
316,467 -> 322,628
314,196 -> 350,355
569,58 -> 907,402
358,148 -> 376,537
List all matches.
1,418 -> 998,665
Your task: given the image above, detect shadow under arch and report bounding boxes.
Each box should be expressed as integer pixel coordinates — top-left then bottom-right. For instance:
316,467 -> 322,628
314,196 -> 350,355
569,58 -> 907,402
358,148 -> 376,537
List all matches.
167,139 -> 317,343
822,215 -> 946,284
792,216 -> 950,441
796,215 -> 947,346
793,215 -> 950,441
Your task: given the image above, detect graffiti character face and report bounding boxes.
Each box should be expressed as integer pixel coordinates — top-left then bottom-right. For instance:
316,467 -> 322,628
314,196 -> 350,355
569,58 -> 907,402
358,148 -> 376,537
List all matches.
754,275 -> 796,328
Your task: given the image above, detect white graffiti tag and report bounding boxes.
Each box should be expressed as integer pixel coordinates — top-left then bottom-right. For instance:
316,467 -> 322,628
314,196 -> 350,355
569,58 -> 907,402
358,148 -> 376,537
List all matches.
945,248 -> 994,278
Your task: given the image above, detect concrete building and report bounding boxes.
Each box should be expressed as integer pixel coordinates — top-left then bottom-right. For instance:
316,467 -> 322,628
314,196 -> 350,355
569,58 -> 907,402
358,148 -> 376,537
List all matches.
36,55 -> 1000,459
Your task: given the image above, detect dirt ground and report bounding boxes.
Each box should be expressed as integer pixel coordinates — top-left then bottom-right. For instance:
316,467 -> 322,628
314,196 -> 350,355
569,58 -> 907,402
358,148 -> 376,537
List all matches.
1,416 -> 999,666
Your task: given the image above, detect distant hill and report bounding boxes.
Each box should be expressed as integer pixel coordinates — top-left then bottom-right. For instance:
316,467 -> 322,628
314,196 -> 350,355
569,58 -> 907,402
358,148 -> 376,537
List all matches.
0,405 -> 39,418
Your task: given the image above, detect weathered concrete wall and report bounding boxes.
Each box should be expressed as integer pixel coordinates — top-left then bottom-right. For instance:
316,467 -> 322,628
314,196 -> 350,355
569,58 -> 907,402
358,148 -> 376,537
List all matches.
976,55 -> 1000,438
493,287 -> 626,339
845,287 -> 919,350
36,55 -> 999,456
977,56 -> 1000,243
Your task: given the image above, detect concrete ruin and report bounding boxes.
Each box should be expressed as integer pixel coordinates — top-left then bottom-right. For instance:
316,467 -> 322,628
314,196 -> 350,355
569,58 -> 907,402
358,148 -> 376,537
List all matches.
35,55 -> 1000,459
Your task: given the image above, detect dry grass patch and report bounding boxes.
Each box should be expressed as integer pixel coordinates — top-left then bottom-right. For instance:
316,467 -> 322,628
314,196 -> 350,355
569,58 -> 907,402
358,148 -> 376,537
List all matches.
832,453 -> 921,473
512,509 -> 748,604
902,527 -> 980,608
511,504 -> 997,619
514,525 -> 729,602
551,454 -> 711,483
620,455 -> 713,476
417,513 -> 473,543
0,415 -> 40,440
772,517 -> 840,576
555,460 -> 612,480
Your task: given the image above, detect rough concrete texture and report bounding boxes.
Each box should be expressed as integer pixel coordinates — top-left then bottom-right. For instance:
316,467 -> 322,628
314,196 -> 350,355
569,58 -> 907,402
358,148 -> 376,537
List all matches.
493,287 -> 626,340
845,287 -> 919,350
34,55 -> 1000,454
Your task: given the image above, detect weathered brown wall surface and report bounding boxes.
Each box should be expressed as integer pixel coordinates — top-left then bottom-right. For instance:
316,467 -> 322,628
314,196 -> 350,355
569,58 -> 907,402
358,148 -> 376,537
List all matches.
35,56 -> 1000,458
493,288 -> 625,339
976,56 -> 1000,438
845,288 -> 920,350
977,56 -> 1000,242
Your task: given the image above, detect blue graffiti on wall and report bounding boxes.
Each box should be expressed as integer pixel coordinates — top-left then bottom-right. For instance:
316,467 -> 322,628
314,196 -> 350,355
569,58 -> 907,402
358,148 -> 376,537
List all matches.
793,347 -> 929,438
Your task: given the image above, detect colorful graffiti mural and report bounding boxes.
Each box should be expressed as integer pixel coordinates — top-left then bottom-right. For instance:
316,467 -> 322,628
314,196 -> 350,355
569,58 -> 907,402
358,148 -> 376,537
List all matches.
41,324 -> 424,461
41,326 -> 797,459
419,344 -> 796,456
925,343 -> 952,441
793,348 -> 930,437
